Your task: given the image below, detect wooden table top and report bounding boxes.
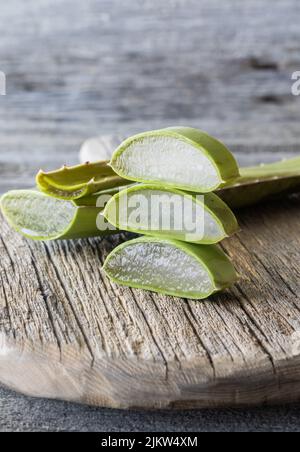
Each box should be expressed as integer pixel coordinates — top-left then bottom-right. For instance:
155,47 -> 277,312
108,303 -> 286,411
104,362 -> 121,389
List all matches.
1,0 -> 300,432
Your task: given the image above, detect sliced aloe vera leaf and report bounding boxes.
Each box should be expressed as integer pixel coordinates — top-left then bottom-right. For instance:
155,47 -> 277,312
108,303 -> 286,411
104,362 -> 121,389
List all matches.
103,184 -> 239,244
110,127 -> 240,193
103,237 -> 237,300
219,156 -> 300,208
0,189 -> 114,241
36,161 -> 128,201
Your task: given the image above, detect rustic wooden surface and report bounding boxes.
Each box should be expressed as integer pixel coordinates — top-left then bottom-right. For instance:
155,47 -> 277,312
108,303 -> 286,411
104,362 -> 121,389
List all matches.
1,0 -> 300,431
1,0 -> 300,156
1,135 -> 300,410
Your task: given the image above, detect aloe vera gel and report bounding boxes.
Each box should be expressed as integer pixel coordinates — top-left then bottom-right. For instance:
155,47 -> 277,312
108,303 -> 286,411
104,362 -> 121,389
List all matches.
0,190 -> 108,241
103,184 -> 239,244
3,127 -> 300,300
103,237 -> 237,299
111,127 -> 240,193
100,127 -> 241,298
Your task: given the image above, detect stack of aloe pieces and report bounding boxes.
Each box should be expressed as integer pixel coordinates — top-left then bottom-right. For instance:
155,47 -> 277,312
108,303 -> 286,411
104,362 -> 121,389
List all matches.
2,127 -> 300,300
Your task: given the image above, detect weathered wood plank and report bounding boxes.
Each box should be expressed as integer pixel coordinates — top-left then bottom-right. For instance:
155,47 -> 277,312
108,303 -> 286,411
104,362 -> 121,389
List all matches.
1,0 -> 300,149
1,136 -> 300,409
1,0 -> 300,421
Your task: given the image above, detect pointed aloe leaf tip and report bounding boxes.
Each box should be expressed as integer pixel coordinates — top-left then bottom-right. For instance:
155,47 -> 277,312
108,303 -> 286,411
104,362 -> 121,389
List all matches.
35,160 -> 129,201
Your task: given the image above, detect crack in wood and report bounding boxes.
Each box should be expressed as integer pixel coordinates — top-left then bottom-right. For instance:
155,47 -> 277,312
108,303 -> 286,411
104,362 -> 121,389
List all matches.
43,243 -> 96,364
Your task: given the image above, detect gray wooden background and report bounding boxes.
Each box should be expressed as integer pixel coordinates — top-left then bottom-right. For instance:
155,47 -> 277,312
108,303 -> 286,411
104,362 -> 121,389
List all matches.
1,0 -> 300,432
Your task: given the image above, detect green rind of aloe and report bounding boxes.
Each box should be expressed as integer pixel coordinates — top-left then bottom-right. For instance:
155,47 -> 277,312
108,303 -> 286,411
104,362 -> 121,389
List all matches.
37,160 -> 128,200
35,128 -> 300,209
0,189 -> 116,241
110,127 -> 240,193
103,236 -> 238,300
103,184 -> 239,244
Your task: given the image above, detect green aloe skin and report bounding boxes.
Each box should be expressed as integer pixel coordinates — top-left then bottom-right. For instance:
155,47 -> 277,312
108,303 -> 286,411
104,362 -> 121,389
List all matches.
110,127 -> 300,204
110,127 -> 240,193
33,128 -> 300,209
103,237 -> 238,300
1,127 -> 300,300
103,184 -> 239,244
219,156 -> 300,209
0,189 -> 115,241
37,161 -> 128,200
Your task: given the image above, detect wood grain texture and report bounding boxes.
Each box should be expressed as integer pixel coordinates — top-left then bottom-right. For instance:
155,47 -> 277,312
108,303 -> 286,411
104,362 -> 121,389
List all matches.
1,0 -> 300,421
1,136 -> 300,409
1,0 -> 300,153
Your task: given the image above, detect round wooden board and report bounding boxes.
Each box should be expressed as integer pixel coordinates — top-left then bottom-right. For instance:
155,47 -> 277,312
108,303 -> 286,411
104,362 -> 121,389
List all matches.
1,195 -> 300,409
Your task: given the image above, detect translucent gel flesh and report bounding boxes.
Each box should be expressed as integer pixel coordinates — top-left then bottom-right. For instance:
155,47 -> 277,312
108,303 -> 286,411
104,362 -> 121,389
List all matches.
113,190 -> 222,242
1,192 -> 76,238
105,242 -> 214,296
115,136 -> 220,190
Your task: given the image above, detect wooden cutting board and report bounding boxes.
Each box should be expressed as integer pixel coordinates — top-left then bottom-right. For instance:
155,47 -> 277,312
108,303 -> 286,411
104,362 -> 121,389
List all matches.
1,164 -> 300,410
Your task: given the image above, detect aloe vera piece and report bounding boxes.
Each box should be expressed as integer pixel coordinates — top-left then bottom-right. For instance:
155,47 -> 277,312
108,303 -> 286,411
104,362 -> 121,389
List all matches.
103,184 -> 239,244
110,127 -> 240,193
36,161 -> 128,200
103,237 -> 237,299
0,189 -> 114,241
218,156 -> 300,208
